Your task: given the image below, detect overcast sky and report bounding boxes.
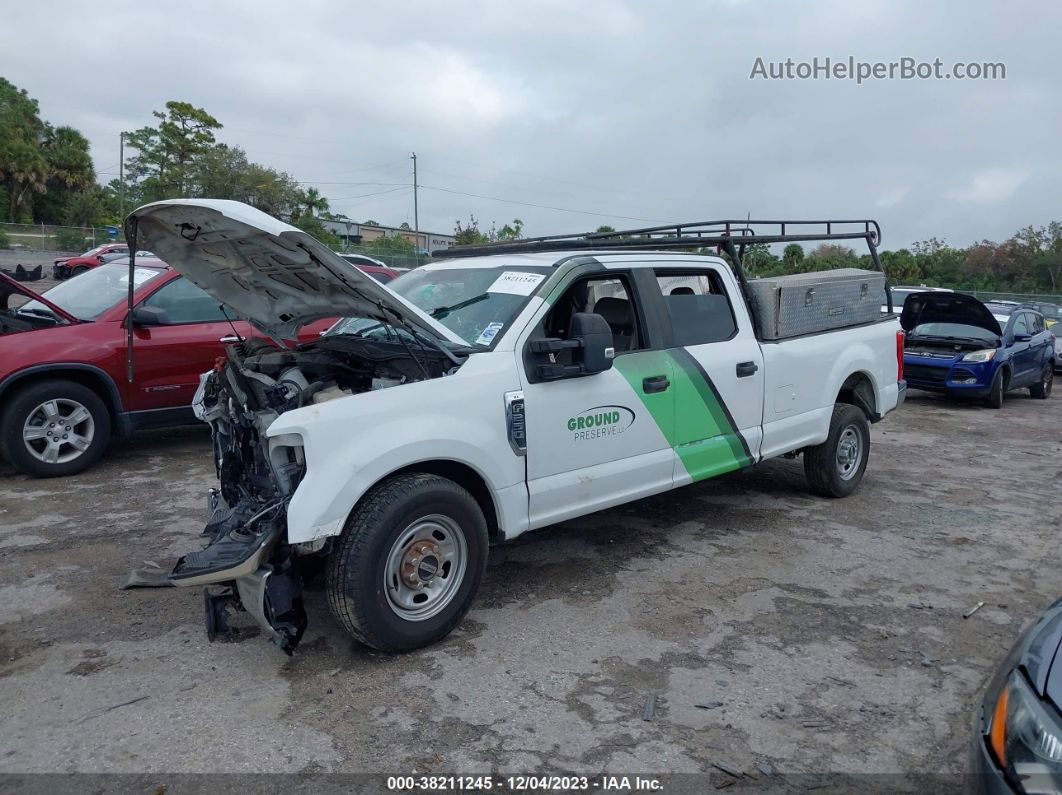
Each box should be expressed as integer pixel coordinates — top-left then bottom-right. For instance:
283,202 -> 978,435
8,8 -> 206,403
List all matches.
2,0 -> 1058,248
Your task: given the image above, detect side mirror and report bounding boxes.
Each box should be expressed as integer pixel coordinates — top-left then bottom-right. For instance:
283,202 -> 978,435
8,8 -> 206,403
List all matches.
529,311 -> 615,380
569,311 -> 615,374
131,305 -> 169,327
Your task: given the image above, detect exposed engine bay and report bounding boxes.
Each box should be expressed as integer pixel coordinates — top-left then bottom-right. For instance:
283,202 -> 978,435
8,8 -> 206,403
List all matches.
171,331 -> 461,653
904,337 -> 1000,357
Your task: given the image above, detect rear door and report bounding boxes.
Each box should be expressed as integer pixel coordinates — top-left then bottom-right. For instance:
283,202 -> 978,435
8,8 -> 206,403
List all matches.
1009,312 -> 1038,385
520,270 -> 676,529
1028,312 -> 1053,376
649,267 -> 762,484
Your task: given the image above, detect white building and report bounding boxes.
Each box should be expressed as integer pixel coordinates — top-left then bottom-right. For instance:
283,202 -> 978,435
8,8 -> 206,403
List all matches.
318,219 -> 455,254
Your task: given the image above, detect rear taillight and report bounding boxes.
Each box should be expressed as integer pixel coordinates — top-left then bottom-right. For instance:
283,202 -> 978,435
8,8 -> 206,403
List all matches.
896,330 -> 905,382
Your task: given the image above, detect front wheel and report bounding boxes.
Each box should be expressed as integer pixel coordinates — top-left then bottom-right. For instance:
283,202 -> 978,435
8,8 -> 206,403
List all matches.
803,403 -> 870,498
0,380 -> 111,477
326,473 -> 488,652
1030,363 -> 1053,399
985,370 -> 1005,409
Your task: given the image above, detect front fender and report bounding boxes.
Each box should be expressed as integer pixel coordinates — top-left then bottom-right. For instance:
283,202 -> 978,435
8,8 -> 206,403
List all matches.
266,356 -> 524,544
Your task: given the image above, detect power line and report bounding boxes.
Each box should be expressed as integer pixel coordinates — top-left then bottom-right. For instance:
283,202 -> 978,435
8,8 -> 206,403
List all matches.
331,185 -> 411,201
293,180 -> 409,186
417,184 -> 663,223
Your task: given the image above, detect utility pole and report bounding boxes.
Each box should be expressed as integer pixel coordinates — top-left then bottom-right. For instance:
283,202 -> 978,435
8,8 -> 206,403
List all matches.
411,151 -> 419,234
119,132 -> 125,221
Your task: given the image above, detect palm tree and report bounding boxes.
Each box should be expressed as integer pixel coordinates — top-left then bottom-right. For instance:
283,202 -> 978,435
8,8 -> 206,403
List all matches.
301,187 -> 329,218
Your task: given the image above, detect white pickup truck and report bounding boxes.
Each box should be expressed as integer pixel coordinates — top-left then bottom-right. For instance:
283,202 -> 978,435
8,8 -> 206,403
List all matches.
131,200 -> 906,654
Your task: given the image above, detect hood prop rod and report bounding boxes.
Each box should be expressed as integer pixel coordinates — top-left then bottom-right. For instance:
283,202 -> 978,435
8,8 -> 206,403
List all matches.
124,215 -> 139,384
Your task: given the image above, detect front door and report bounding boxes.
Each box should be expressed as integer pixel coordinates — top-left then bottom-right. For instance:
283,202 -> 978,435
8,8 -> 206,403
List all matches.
127,276 -> 254,412
521,273 -> 676,529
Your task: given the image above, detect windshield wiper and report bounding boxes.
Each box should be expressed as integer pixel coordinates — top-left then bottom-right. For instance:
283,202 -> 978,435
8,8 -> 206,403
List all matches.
430,293 -> 489,318
16,306 -> 58,320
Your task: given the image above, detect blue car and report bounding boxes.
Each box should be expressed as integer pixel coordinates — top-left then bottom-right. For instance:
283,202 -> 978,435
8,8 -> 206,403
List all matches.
901,292 -> 1054,408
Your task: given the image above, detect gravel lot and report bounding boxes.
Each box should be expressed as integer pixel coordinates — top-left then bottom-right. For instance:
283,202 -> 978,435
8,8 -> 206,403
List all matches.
0,274 -> 1059,785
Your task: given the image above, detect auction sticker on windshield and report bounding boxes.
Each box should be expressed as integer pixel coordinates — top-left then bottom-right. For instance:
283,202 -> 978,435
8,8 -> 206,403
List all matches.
475,321 -> 505,346
487,271 -> 545,296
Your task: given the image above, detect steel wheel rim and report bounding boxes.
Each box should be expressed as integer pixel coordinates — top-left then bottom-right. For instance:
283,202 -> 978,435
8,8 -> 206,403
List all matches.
383,513 -> 467,622
22,398 -> 94,465
835,425 -> 862,481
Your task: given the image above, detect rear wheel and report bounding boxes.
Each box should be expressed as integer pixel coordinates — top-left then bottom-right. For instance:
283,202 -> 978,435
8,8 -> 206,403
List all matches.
326,473 -> 488,652
803,403 -> 870,498
1030,363 -> 1053,399
0,380 -> 111,477
985,370 -> 1005,409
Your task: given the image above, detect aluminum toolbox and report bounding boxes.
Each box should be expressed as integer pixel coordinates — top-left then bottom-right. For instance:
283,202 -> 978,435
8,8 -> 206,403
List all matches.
745,268 -> 885,340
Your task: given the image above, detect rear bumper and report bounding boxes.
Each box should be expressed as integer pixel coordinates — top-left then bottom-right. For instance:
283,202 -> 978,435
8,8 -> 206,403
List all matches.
896,379 -> 907,408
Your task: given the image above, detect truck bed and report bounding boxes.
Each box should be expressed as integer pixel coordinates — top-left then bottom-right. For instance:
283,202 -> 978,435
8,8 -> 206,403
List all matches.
757,316 -> 903,460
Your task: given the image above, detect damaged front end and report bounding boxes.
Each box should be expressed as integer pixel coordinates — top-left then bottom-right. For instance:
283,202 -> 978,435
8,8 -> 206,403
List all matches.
172,333 -> 458,653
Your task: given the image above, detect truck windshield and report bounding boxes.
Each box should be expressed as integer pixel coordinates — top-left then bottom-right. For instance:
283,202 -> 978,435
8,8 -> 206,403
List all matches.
328,265 -> 552,346
18,263 -> 165,321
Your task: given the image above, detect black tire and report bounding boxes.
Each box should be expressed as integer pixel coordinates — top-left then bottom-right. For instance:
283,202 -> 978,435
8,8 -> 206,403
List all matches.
1030,363 -> 1053,399
985,369 -> 1005,409
69,266 -> 89,278
326,473 -> 488,652
803,403 -> 870,498
0,380 -> 111,478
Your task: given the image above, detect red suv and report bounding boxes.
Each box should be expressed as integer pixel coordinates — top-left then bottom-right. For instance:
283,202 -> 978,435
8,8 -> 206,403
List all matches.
0,260 -> 332,477
52,242 -> 140,279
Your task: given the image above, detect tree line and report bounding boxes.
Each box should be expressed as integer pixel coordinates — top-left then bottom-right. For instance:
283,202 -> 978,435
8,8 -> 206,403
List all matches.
1,76 -> 1060,293
740,232 -> 1062,294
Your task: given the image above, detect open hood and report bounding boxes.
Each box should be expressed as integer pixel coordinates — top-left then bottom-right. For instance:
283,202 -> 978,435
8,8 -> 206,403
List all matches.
899,291 -> 1002,337
0,271 -> 79,325
128,199 -> 466,345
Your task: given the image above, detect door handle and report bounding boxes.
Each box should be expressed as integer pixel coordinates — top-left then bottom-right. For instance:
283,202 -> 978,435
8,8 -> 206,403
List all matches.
736,361 -> 759,378
642,375 -> 670,393
219,335 -> 241,343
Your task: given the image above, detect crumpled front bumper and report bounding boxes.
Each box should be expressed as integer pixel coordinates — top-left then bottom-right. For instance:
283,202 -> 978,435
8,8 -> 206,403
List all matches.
203,566 -> 306,654
173,495 -> 307,654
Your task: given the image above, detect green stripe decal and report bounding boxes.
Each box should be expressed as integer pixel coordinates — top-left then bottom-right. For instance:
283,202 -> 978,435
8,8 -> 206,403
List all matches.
669,348 -> 754,474
614,348 -> 753,483
613,350 -> 678,445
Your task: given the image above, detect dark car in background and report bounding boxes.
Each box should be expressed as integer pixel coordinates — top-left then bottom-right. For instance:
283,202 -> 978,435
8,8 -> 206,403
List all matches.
901,293 -> 1054,408
971,598 -> 1062,793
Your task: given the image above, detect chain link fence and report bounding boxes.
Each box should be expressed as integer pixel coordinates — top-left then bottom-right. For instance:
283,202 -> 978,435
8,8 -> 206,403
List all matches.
960,289 -> 1062,305
0,222 -> 121,253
